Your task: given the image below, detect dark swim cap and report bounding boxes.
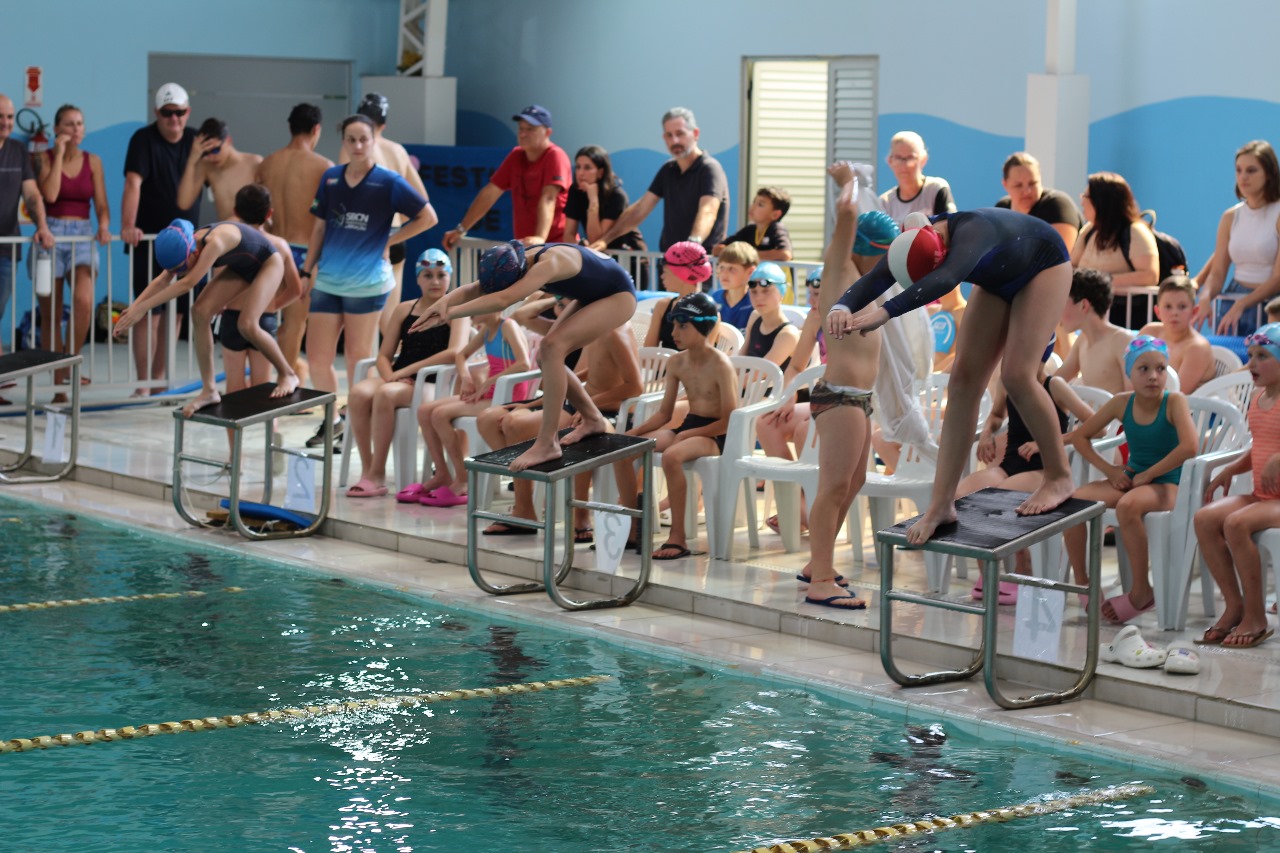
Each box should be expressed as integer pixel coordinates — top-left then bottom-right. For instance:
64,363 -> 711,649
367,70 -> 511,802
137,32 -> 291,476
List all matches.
669,291 -> 720,325
478,240 -> 528,294
357,92 -> 389,125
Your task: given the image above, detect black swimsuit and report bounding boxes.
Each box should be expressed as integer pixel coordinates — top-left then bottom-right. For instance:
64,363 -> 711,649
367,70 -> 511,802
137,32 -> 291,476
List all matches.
201,221 -> 277,282
530,244 -> 637,304
392,305 -> 452,374
745,316 -> 792,371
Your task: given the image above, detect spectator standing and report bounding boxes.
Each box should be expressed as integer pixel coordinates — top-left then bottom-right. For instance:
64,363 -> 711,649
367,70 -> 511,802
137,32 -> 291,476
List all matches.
561,145 -> 644,250
593,107 -> 729,252
1071,171 -> 1159,329
994,152 -> 1081,250
880,131 -> 956,226
176,117 -> 263,220
31,104 -> 109,397
120,83 -> 199,395
0,92 -> 55,361
442,105 -> 571,250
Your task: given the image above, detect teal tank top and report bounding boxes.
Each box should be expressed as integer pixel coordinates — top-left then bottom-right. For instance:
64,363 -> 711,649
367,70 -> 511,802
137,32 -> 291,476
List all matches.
1122,392 -> 1181,485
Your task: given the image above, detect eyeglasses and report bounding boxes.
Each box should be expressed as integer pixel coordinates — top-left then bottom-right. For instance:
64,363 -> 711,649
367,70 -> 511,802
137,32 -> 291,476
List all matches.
747,280 -> 778,290
159,108 -> 188,119
888,154 -> 919,165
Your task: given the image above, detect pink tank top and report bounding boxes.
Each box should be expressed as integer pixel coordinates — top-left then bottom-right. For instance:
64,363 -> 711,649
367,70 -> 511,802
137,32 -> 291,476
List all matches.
1248,390 -> 1280,499
45,151 -> 94,219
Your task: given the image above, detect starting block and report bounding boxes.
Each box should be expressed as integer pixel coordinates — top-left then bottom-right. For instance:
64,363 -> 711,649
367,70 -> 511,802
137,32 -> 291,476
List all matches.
876,487 -> 1105,709
0,349 -> 82,483
172,383 -> 336,539
464,432 -> 656,610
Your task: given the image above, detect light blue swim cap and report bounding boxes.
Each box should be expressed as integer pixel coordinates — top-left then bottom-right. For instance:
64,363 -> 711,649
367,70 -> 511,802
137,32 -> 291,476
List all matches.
155,219 -> 196,272
416,248 -> 452,274
1124,334 -> 1169,375
749,262 -> 788,299
1246,322 -> 1280,361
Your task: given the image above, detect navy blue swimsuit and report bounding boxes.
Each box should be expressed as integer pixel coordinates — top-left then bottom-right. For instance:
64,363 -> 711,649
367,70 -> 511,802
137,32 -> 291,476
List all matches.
836,208 -> 1069,318
200,222 -> 277,282
531,244 -> 636,304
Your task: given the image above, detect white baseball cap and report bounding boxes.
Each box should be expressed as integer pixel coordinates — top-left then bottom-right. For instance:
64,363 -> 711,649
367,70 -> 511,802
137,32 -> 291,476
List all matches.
154,83 -> 189,110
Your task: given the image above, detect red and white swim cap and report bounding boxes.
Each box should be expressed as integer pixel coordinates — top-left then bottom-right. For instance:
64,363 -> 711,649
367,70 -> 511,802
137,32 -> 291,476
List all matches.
887,225 -> 947,288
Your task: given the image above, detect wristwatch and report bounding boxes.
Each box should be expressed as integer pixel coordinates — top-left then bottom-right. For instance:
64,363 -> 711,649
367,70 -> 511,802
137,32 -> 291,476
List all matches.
300,270 -> 312,279
455,223 -> 469,236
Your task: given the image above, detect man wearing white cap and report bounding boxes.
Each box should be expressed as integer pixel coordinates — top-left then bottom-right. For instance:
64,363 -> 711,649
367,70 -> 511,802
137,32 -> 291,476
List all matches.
119,82 -> 199,395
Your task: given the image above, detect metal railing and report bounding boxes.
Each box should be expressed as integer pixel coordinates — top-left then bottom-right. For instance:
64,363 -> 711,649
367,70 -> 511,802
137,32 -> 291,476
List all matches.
1,233 -> 198,406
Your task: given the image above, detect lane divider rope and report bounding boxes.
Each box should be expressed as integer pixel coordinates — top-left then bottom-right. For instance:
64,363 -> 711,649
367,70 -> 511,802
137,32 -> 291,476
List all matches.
733,783 -> 1156,852
0,587 -> 245,613
0,675 -> 612,755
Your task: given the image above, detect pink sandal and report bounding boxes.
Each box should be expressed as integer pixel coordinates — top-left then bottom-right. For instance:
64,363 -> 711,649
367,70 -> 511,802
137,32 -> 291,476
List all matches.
396,483 -> 430,504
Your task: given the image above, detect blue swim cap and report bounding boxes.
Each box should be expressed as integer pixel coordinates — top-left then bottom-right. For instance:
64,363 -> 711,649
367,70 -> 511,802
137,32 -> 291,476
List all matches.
155,219 -> 196,273
1246,322 -> 1280,361
478,240 -> 527,294
416,248 -> 452,274
749,262 -> 788,299
1124,334 -> 1169,376
853,210 -> 900,256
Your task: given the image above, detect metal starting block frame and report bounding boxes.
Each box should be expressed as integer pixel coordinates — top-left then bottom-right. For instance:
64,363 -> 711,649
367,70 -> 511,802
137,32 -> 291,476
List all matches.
464,432 -> 655,611
172,383 -> 336,539
877,488 -> 1105,709
0,350 -> 82,483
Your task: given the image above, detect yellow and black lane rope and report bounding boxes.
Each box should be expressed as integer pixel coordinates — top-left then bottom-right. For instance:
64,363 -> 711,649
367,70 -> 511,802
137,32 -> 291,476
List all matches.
734,783 -> 1156,852
0,587 -> 245,614
0,675 -> 612,755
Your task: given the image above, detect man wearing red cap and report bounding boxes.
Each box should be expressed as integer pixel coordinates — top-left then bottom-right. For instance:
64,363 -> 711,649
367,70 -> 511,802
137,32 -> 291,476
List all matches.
442,105 -> 571,250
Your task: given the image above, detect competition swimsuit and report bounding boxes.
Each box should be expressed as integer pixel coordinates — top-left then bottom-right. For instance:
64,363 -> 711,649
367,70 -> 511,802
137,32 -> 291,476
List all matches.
530,244 -> 636,304
1122,392 -> 1182,486
392,304 -> 452,374
999,377 -> 1069,477
836,207 -> 1070,318
200,222 -> 276,282
674,413 -> 726,451
655,300 -> 678,350
745,316 -> 792,371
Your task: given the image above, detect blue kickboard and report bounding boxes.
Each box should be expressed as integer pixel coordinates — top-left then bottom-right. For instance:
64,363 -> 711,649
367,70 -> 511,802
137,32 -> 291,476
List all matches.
218,499 -> 315,528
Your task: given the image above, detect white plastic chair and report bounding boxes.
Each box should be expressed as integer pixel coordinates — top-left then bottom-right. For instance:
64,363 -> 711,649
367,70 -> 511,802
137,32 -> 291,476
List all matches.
650,356 -> 783,558
1210,344 -> 1243,379
613,347 -> 676,435
1192,370 -> 1254,410
713,323 -> 744,356
717,364 -> 826,558
455,368 -> 543,510
338,358 -> 457,490
780,305 -> 809,326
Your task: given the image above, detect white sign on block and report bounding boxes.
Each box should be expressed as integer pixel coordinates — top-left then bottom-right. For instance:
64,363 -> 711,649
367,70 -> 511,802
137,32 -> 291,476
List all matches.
42,409 -> 67,464
1012,582 -> 1065,664
284,455 -> 317,513
591,509 -> 630,574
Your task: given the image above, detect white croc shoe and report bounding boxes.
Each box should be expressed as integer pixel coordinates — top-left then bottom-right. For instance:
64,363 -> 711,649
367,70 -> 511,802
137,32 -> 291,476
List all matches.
1101,625 -> 1168,669
1164,641 -> 1201,675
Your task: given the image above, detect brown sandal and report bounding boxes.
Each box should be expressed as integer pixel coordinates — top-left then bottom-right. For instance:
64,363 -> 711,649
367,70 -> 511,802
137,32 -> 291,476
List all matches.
1193,624 -> 1238,646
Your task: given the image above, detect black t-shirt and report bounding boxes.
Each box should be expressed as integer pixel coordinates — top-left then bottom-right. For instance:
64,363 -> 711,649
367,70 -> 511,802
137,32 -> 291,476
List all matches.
725,220 -> 791,254
648,152 -> 729,251
994,188 -> 1082,231
0,140 -> 34,236
124,123 -> 199,233
563,185 -> 646,250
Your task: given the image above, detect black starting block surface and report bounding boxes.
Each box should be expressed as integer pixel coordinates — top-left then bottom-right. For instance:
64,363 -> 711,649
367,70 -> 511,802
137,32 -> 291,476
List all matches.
0,349 -> 82,379
466,432 -> 655,483
879,487 -> 1103,560
181,383 -> 335,427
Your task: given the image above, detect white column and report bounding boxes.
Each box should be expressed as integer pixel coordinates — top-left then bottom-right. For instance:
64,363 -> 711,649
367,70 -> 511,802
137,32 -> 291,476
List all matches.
1026,0 -> 1089,198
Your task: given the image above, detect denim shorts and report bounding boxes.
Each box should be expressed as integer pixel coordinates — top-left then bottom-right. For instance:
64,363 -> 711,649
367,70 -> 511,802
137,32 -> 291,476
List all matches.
309,288 -> 389,315
1217,278 -> 1264,338
29,217 -> 98,278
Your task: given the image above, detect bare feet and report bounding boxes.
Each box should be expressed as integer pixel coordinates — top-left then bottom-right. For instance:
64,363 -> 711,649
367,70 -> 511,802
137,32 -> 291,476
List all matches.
182,388 -> 222,418
1017,474 -> 1074,515
272,373 -> 301,399
905,504 -> 958,545
294,357 -> 310,386
561,415 -> 611,446
420,472 -> 451,493
509,439 -> 563,472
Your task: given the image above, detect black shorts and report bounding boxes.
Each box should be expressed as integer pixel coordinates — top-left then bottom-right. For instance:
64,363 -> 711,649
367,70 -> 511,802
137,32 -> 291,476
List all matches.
389,243 -> 406,265
219,309 -> 279,353
674,413 -> 725,452
130,241 -> 190,315
999,449 -> 1043,477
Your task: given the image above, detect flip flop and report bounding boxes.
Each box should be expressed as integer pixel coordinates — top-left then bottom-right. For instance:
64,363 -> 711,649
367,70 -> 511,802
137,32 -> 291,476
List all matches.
971,578 -> 1019,605
1164,641 -> 1200,675
1193,624 -> 1237,646
482,522 -> 535,536
805,593 -> 867,610
395,483 -> 430,503
574,527 -> 594,544
345,480 -> 388,498
796,573 -> 850,588
1100,625 -> 1167,669
419,486 -> 469,507
653,542 -> 692,561
1222,628 -> 1274,649
1102,593 -> 1155,625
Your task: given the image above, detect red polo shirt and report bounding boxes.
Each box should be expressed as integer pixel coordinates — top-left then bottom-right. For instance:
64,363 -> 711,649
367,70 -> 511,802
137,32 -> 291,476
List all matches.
490,142 -> 572,240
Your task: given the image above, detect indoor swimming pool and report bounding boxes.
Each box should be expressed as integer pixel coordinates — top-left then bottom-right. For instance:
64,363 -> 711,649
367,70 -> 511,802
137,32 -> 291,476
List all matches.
1,495 -> 1277,852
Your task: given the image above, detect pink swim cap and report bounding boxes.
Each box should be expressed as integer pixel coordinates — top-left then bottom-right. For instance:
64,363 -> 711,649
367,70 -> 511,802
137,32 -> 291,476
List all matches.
887,226 -> 947,288
664,241 -> 712,284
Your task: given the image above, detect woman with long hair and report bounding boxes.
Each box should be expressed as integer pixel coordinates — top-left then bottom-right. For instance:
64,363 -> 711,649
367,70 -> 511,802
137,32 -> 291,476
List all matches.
1070,171 -> 1159,328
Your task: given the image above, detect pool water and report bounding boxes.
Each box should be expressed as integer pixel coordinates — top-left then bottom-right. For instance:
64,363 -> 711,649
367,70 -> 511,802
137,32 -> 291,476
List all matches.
0,497 -> 1277,852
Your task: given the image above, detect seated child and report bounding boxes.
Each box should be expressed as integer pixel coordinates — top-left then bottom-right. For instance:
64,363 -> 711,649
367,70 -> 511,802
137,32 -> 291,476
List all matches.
714,186 -> 793,261
1057,268 -> 1133,393
739,262 -> 800,370
412,309 -> 533,506
613,292 -> 738,560
1063,336 -> 1198,622
345,249 -> 469,498
1140,275 -> 1215,393
646,241 -> 714,351
1191,322 -> 1280,649
712,241 -> 758,331
960,334 -> 1095,604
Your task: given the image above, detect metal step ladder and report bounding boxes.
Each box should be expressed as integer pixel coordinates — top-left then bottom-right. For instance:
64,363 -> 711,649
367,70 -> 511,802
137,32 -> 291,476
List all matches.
172,383 -> 336,539
0,349 -> 82,484
464,432 -> 655,611
877,487 -> 1105,709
